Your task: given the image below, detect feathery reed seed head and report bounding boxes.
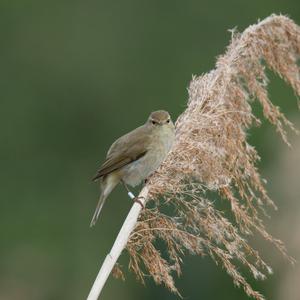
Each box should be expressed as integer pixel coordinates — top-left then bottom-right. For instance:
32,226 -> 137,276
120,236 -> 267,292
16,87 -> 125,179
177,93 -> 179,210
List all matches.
115,15 -> 300,300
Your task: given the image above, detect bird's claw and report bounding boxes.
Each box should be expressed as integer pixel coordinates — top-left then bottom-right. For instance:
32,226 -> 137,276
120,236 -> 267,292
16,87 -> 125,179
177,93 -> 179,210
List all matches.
133,197 -> 145,209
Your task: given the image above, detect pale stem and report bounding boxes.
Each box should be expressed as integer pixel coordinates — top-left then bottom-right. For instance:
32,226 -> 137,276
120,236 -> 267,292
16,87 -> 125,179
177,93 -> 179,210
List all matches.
86,186 -> 149,300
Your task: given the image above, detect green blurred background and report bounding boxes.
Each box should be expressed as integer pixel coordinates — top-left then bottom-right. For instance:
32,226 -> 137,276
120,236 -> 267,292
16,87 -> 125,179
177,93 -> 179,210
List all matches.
1,1 -> 299,300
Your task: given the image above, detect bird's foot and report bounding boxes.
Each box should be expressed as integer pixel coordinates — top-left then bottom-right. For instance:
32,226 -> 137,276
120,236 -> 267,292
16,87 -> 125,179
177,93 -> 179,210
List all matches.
144,172 -> 156,185
133,197 -> 145,209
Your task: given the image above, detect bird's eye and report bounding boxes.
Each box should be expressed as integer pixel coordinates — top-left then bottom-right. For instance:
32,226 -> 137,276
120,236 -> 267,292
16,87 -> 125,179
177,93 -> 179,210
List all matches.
152,120 -> 157,125
166,119 -> 170,123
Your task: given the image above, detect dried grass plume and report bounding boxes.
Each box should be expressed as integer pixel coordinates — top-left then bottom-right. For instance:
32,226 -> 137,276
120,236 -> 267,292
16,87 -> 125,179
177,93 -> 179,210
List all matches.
120,14 -> 300,300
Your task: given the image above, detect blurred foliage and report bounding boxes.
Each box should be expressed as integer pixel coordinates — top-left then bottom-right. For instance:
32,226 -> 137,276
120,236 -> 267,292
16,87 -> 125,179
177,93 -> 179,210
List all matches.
0,1 -> 299,300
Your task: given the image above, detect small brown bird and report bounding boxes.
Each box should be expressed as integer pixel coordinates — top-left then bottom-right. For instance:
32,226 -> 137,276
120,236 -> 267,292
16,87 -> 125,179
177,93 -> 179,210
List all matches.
90,110 -> 175,227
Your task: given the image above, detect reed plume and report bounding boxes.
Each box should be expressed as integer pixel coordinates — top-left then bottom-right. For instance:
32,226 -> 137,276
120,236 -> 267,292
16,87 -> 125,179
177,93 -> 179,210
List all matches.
87,14 -> 300,300
120,14 -> 300,300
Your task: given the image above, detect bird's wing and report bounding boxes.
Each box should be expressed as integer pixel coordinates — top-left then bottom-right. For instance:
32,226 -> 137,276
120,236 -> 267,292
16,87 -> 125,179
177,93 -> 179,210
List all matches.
92,126 -> 150,181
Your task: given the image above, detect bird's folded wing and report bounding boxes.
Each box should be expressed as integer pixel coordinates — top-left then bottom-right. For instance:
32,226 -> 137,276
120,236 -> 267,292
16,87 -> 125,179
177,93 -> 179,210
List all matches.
92,151 -> 146,181
92,127 -> 150,181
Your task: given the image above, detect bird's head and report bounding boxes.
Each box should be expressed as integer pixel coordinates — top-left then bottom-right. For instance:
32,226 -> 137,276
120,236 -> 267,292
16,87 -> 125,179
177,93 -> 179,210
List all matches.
146,110 -> 174,130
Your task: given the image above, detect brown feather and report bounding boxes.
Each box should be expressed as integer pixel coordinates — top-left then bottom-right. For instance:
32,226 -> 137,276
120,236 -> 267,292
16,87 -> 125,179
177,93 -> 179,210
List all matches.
92,151 -> 147,181
92,125 -> 151,181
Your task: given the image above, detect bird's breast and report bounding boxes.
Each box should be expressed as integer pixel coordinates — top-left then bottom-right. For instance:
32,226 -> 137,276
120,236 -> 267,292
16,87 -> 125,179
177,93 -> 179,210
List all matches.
122,127 -> 175,187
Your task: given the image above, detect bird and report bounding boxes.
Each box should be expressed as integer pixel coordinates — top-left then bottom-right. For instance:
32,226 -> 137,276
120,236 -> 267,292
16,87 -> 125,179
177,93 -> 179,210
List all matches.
90,110 -> 175,227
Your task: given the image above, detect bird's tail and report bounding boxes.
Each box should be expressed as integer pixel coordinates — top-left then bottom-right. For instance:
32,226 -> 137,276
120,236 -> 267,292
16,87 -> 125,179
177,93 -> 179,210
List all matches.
90,193 -> 107,227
